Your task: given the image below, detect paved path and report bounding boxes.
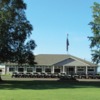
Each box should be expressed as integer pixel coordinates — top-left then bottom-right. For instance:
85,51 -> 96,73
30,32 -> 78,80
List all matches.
1,76 -> 100,82
77,79 -> 100,82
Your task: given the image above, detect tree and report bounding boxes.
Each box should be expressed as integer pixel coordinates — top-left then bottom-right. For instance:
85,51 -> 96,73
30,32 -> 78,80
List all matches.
0,0 -> 36,80
88,2 -> 100,64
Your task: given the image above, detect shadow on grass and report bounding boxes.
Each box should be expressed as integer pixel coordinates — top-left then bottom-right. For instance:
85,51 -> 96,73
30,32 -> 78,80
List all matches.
0,79 -> 100,90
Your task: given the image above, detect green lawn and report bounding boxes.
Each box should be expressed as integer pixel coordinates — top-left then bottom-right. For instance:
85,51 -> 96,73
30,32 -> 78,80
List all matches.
0,76 -> 100,100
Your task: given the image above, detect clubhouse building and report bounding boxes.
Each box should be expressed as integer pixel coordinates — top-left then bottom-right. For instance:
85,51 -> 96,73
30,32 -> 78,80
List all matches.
1,54 -> 97,75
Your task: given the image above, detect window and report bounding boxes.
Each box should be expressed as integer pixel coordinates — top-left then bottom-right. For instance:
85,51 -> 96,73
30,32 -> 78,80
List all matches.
54,69 -> 60,73
88,67 -> 94,72
88,69 -> 94,71
45,68 -> 51,73
69,68 -> 74,71
77,69 -> 84,71
36,68 -> 42,72
9,68 -> 15,72
27,68 -> 33,72
18,68 -> 24,72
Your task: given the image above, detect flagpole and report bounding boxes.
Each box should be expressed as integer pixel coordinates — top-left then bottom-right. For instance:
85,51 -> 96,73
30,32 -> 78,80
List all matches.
66,34 -> 69,54
67,34 -> 68,54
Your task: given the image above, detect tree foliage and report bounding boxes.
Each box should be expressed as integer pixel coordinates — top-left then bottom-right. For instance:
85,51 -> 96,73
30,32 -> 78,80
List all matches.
89,2 -> 100,64
0,0 -> 36,65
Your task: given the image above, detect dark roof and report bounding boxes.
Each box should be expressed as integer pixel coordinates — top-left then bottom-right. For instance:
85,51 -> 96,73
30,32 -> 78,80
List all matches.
35,54 -> 97,66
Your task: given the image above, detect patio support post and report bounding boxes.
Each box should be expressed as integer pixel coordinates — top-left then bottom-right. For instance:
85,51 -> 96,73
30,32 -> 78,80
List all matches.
15,66 -> 18,73
42,66 -> 45,73
86,66 -> 88,75
86,66 -> 88,78
24,66 -> 27,73
95,67 -> 97,74
34,67 -> 36,73
6,66 -> 9,74
75,66 -> 77,74
52,66 -> 54,74
62,66 -> 65,73
33,67 -> 35,73
0,69 -> 2,81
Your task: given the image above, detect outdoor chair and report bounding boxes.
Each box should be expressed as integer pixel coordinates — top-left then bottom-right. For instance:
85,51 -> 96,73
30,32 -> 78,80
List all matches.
73,74 -> 79,79
88,73 -> 94,79
12,72 -> 18,78
95,74 -> 100,79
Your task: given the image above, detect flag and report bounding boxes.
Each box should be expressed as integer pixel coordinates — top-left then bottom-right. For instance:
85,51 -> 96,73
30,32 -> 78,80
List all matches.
66,35 -> 69,51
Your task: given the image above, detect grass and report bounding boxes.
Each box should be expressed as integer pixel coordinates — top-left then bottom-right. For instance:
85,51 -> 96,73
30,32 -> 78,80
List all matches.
0,76 -> 100,100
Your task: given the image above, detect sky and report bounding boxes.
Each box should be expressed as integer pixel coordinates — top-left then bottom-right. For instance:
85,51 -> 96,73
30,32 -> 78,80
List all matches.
24,0 -> 100,62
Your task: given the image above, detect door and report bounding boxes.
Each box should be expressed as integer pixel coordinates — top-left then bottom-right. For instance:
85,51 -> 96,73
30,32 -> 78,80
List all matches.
66,67 -> 74,75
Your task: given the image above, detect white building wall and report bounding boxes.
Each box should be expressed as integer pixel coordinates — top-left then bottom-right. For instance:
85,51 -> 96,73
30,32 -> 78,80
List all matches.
0,64 -> 6,75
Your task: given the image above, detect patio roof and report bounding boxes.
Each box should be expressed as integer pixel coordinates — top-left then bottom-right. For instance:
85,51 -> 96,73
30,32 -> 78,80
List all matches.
35,54 -> 97,67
